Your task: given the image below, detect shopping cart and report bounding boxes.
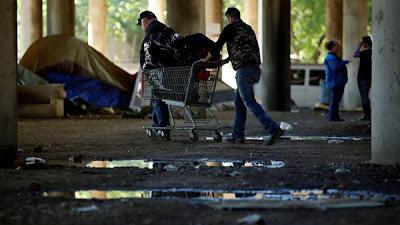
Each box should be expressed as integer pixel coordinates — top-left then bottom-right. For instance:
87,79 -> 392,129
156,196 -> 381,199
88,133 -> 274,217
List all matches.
143,60 -> 222,141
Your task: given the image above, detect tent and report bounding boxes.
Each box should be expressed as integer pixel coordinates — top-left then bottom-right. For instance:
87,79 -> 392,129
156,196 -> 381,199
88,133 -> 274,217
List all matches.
19,35 -> 132,109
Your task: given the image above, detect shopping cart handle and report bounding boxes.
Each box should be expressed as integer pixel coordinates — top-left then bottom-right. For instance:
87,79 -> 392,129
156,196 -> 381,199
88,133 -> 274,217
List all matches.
192,59 -> 221,68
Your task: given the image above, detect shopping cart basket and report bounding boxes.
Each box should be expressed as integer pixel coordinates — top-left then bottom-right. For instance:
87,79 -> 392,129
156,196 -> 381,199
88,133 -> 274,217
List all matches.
143,60 -> 222,141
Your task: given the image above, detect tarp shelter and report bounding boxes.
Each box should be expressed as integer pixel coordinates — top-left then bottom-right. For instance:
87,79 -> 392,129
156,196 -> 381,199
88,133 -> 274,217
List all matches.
19,35 -> 132,109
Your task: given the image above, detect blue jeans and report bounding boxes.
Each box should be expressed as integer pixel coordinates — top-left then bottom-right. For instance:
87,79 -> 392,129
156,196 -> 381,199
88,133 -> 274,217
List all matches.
328,86 -> 344,121
232,67 -> 279,139
358,79 -> 371,117
151,99 -> 169,127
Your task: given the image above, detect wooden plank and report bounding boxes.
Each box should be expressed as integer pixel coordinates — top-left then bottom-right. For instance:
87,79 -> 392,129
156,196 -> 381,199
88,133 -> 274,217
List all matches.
18,84 -> 66,104
18,99 -> 64,118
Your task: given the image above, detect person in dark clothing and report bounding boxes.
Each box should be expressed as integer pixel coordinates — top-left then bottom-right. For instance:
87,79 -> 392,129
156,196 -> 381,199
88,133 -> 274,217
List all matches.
203,7 -> 283,145
324,40 -> 349,122
354,36 -> 372,121
138,11 -> 190,138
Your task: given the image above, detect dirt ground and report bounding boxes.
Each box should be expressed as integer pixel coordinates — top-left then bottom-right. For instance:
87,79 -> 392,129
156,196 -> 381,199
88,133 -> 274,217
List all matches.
1,109 -> 400,225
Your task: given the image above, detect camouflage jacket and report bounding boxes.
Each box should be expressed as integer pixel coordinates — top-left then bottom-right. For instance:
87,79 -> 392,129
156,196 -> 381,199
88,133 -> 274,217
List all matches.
211,20 -> 261,70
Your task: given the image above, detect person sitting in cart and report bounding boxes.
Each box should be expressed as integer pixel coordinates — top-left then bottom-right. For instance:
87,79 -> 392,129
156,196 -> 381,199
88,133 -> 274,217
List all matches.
203,7 -> 284,145
137,11 -> 192,139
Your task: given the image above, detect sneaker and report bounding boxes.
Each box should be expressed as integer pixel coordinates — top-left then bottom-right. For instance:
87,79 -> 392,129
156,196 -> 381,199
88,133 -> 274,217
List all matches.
264,128 -> 284,145
225,136 -> 245,144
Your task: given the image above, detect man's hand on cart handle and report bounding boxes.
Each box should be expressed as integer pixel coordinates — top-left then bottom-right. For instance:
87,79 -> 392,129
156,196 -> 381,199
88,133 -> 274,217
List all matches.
201,53 -> 230,66
201,52 -> 213,62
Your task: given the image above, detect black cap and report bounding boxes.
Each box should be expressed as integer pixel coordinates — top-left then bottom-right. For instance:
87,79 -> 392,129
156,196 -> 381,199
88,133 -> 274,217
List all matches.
137,11 -> 156,25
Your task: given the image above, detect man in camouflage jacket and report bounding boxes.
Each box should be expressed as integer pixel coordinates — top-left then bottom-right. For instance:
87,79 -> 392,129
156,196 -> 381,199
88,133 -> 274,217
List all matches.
204,7 -> 283,145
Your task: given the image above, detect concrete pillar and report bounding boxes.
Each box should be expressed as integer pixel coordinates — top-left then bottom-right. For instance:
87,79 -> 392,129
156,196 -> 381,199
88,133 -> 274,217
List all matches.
259,0 -> 291,111
47,0 -> 74,36
167,0 -> 205,35
205,0 -> 222,40
244,0 -> 258,36
342,0 -> 368,110
20,0 -> 42,54
372,0 -> 400,165
325,0 -> 342,53
0,0 -> 17,168
88,0 -> 107,54
148,0 -> 166,23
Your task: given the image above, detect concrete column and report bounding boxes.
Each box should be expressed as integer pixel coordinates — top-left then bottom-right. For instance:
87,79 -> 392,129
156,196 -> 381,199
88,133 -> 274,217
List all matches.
205,0 -> 222,40
47,0 -> 74,36
20,0 -> 42,54
342,0 -> 368,110
259,0 -> 291,111
167,0 -> 205,35
148,0 -> 166,23
244,0 -> 258,36
372,0 -> 400,165
88,0 -> 107,54
325,0 -> 342,53
0,0 -> 17,168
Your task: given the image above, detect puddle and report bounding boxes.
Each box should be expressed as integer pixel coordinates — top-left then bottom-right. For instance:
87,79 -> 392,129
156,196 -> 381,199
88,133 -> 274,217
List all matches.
43,188 -> 399,210
208,135 -> 371,142
48,159 -> 285,170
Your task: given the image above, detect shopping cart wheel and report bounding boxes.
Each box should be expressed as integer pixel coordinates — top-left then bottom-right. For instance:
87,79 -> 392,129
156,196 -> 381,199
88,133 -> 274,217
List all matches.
189,130 -> 198,141
146,129 -> 156,140
213,130 -> 222,142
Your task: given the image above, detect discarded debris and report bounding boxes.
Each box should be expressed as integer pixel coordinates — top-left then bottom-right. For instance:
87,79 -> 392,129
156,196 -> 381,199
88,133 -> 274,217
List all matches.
335,168 -> 351,175
328,140 -> 345,144
237,214 -> 265,225
280,122 -> 294,131
74,205 -> 99,213
267,161 -> 286,169
25,157 -> 47,169
229,171 -> 240,177
163,164 -> 178,172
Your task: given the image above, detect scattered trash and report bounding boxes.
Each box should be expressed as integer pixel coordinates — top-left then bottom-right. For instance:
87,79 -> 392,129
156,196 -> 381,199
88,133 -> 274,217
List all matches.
74,205 -> 99,213
335,168 -> 351,175
25,157 -> 47,169
237,214 -> 265,225
328,140 -> 345,144
267,160 -> 286,169
280,122 -> 294,131
229,171 -> 240,177
163,164 -> 178,172
291,109 -> 300,113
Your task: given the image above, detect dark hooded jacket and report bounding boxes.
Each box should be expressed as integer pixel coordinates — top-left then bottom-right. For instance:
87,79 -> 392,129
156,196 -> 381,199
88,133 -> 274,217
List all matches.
140,20 -> 191,70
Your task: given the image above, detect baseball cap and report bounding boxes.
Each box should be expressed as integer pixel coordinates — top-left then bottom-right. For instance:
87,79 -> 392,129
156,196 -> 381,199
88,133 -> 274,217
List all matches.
137,11 -> 156,25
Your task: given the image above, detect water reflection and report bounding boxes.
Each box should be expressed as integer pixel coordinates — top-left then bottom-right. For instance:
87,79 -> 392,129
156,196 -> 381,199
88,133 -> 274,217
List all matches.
49,159 -> 285,169
208,135 -> 371,141
43,188 -> 398,203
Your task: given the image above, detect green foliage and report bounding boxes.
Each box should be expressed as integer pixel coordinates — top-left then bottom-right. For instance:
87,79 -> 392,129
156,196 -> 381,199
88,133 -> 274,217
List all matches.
291,0 -> 326,63
107,0 -> 146,43
74,0 -> 88,42
75,0 -> 146,44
